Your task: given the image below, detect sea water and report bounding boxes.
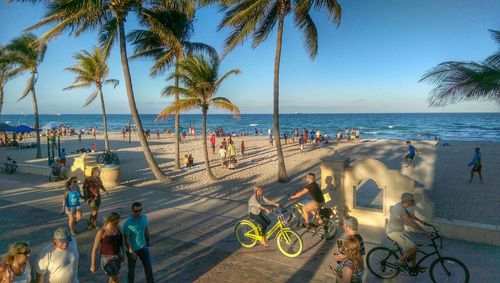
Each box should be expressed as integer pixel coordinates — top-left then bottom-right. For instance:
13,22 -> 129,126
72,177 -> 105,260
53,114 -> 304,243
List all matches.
1,113 -> 499,142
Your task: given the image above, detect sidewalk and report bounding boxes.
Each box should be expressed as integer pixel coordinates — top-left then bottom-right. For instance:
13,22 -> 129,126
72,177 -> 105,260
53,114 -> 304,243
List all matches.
0,173 -> 498,282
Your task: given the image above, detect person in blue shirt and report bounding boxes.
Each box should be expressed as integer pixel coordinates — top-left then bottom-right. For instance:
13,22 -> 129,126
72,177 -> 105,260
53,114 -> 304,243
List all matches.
404,141 -> 418,169
59,148 -> 67,166
61,177 -> 82,236
123,202 -> 154,283
468,147 -> 483,183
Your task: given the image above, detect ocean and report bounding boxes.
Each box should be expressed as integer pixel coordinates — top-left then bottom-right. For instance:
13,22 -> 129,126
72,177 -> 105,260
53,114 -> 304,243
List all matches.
1,113 -> 499,142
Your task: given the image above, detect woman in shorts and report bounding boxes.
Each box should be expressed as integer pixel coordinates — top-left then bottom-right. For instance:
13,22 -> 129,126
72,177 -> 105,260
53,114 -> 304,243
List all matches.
90,212 -> 124,283
62,177 -> 82,236
83,166 -> 109,230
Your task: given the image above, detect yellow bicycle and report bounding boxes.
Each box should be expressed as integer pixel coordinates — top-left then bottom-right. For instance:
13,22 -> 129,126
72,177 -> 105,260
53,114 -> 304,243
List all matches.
235,208 -> 303,257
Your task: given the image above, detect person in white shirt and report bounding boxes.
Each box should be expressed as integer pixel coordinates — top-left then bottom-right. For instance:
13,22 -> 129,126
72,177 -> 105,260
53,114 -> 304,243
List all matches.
35,227 -> 79,283
386,193 -> 429,273
248,186 -> 279,247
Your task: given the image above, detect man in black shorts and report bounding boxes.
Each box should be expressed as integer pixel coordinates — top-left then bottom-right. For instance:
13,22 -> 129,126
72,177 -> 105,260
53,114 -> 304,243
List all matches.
468,147 -> 483,183
291,173 -> 325,228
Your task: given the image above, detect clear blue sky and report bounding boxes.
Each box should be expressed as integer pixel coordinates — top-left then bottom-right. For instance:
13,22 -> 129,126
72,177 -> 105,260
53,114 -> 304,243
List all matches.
1,0 -> 499,114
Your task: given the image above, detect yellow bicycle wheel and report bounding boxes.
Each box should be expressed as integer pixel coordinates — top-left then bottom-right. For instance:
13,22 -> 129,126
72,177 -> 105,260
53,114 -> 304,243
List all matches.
235,221 -> 258,248
277,228 -> 303,257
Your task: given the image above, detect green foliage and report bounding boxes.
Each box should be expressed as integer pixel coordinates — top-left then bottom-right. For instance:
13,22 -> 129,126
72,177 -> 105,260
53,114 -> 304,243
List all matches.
420,29 -> 500,107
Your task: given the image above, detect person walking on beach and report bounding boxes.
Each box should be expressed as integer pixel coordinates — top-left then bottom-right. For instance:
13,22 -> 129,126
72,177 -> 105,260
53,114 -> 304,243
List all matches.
62,177 -> 82,236
468,147 -> 483,183
299,134 -> 305,153
83,167 -> 109,230
268,132 -> 274,147
403,141 -> 418,169
59,148 -> 67,167
210,134 -> 216,155
0,241 -> 32,283
90,212 -> 124,283
123,202 -> 154,283
248,186 -> 280,247
240,141 -> 245,157
35,227 -> 79,283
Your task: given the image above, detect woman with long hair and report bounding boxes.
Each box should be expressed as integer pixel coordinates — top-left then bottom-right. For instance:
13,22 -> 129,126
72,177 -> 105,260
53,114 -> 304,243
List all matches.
90,212 -> 124,283
0,241 -> 32,283
62,176 -> 82,236
335,236 -> 364,283
83,166 -> 108,230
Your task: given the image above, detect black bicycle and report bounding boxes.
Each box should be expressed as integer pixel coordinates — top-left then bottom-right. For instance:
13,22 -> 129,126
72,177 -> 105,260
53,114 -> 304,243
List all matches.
366,224 -> 469,283
96,150 -> 120,165
286,194 -> 341,240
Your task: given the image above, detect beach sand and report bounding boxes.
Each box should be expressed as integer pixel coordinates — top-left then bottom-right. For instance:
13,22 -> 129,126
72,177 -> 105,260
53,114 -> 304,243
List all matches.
1,132 -> 498,225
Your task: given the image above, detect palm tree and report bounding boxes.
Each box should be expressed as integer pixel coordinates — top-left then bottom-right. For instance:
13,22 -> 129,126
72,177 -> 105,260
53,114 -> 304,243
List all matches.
7,33 -> 47,158
0,46 -> 16,117
64,47 -> 119,151
157,55 -> 240,181
420,29 -> 500,107
128,8 -> 216,170
26,1 -> 194,182
205,0 -> 342,182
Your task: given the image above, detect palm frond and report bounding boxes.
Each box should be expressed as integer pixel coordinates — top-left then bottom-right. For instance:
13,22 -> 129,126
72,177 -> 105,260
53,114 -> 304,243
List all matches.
18,73 -> 35,101
99,18 -> 118,58
211,97 -> 240,119
215,69 -> 241,91
294,11 -> 318,58
104,79 -> 119,88
83,89 -> 99,107
63,81 -> 93,90
489,29 -> 500,44
156,98 -> 200,120
252,1 -> 279,48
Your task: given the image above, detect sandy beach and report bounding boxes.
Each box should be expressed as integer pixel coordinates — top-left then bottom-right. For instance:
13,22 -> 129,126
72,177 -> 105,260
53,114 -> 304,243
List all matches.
1,132 -> 498,226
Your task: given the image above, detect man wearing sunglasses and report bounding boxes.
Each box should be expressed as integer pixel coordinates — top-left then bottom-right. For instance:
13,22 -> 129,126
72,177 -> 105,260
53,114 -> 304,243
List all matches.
123,202 -> 154,283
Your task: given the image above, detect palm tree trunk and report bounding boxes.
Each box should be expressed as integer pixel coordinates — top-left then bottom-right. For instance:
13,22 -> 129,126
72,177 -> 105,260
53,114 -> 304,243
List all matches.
174,61 -> 181,170
0,85 -> 4,117
273,11 -> 288,183
117,19 -> 172,182
98,86 -> 110,151
30,78 -> 41,158
202,109 -> 217,181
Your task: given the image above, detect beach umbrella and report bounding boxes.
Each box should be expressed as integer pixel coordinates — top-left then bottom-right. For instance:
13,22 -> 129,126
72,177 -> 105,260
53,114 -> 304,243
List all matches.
11,124 -> 36,133
41,121 -> 64,130
0,123 -> 14,131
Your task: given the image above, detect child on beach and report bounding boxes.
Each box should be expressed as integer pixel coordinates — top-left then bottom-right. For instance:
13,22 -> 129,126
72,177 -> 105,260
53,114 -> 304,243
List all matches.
219,145 -> 227,168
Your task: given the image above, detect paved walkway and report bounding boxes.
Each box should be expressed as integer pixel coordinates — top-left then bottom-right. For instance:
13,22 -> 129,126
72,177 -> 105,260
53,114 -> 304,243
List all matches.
0,173 -> 499,282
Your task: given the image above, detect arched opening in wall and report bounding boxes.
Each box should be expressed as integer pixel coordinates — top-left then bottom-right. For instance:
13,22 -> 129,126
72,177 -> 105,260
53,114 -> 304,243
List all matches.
354,179 -> 383,211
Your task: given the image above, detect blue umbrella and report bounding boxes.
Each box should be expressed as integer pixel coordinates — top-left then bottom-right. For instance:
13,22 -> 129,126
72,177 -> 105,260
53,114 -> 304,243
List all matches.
11,124 -> 36,133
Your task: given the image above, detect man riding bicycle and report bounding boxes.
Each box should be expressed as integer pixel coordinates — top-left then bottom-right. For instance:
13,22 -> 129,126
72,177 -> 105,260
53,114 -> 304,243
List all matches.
386,192 -> 429,273
290,173 -> 325,228
248,186 -> 279,247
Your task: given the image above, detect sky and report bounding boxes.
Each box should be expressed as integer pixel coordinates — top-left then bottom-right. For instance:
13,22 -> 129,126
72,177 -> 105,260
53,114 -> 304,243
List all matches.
1,0 -> 499,115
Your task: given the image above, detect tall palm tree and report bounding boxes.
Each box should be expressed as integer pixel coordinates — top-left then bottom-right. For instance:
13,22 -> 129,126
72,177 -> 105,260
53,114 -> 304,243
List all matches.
420,29 -> 500,107
205,0 -> 342,182
26,1 -> 194,182
0,46 -> 16,117
7,33 -> 47,158
129,8 -> 217,170
64,47 -> 119,151
157,55 -> 240,181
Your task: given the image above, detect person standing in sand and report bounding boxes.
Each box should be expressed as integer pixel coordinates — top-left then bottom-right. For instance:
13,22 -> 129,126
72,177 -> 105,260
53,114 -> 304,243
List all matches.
468,147 -> 483,184
210,134 -> 216,155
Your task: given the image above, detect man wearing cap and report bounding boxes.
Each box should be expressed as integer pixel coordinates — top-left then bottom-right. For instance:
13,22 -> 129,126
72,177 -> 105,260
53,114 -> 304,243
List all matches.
35,227 -> 79,283
386,193 -> 429,273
